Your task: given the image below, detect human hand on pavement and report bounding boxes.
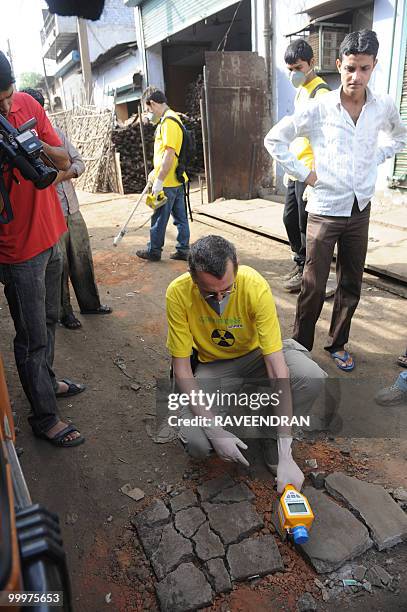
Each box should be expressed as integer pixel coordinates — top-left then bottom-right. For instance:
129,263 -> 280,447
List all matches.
152,177 -> 164,196
204,426 -> 249,466
276,436 -> 304,493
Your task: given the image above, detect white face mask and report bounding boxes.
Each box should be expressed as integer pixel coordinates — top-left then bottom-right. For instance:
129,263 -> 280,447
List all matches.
146,111 -> 159,125
289,67 -> 313,88
205,294 -> 230,316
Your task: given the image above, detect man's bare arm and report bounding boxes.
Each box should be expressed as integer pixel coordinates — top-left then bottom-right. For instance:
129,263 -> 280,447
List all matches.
157,147 -> 175,182
41,142 -> 70,170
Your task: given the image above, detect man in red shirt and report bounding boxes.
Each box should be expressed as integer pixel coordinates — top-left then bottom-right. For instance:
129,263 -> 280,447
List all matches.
0,51 -> 85,447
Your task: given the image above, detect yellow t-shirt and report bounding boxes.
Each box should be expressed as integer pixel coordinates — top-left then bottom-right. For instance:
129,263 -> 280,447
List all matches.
166,265 -> 283,363
290,76 -> 330,170
153,109 -> 187,187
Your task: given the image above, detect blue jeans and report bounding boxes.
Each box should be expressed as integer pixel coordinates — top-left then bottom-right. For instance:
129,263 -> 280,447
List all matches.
147,185 -> 190,257
0,245 -> 62,433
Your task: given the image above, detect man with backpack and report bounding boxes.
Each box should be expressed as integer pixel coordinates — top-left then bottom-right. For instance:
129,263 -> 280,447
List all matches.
136,87 -> 190,262
281,39 -> 330,292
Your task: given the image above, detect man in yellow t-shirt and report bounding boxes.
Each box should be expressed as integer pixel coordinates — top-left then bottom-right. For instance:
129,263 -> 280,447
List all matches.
166,235 -> 327,493
136,87 -> 190,262
282,39 -> 330,292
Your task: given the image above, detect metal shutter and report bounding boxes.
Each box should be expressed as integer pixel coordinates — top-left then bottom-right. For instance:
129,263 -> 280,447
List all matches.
141,0 -> 239,49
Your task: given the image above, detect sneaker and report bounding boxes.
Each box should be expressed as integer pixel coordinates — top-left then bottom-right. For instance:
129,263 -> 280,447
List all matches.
375,372 -> 407,406
283,269 -> 303,293
282,262 -> 300,281
261,438 -> 278,475
136,249 -> 161,262
169,251 -> 189,261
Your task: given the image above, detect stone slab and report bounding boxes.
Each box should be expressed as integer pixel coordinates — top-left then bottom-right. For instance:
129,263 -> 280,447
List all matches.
299,488 -> 373,573
197,474 -> 235,502
296,592 -> 317,611
192,521 -> 225,561
136,523 -> 165,559
170,490 -> 198,513
212,482 -> 255,504
366,565 -> 393,588
155,562 -> 213,612
325,473 -> 407,550
227,535 -> 284,581
203,501 -> 263,545
132,499 -> 170,530
174,506 -> 206,539
205,558 -> 232,594
150,524 -> 194,581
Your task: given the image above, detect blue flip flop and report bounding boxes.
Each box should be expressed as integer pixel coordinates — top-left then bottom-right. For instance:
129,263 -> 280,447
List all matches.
330,350 -> 355,372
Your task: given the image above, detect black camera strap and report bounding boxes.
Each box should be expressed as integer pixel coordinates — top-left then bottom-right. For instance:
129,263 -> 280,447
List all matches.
0,172 -> 14,224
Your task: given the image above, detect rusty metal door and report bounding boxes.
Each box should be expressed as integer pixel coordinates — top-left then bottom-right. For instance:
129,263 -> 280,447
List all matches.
202,51 -> 271,202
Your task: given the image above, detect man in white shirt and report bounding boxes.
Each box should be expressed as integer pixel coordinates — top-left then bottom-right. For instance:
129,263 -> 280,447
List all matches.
264,30 -> 407,371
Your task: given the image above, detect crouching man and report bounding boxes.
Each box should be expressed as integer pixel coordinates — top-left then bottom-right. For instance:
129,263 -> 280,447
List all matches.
165,235 -> 327,492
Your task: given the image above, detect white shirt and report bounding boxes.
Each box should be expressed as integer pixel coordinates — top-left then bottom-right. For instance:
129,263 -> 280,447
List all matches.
264,86 -> 407,216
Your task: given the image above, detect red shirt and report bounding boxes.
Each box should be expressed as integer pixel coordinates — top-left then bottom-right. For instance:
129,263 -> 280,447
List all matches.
0,92 -> 67,264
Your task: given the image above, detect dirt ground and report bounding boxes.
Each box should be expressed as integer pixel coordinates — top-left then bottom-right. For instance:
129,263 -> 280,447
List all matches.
2,195 -> 407,612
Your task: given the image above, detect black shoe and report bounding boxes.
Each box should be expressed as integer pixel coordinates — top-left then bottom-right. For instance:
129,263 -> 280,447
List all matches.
169,251 -> 189,261
136,250 -> 161,262
261,438 -> 278,475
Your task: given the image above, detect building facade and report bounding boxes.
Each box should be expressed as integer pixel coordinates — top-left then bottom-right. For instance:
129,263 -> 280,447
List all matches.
40,0 -> 142,120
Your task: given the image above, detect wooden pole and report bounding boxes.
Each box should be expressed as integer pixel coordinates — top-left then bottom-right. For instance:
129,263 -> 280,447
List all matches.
138,103 -> 149,183
77,18 -> 92,104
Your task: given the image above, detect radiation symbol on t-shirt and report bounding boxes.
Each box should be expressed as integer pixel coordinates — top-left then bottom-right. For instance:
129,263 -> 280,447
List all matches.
211,329 -> 235,347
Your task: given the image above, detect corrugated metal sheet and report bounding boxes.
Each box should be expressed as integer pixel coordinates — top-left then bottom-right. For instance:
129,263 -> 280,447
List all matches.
394,49 -> 407,187
141,0 -> 238,48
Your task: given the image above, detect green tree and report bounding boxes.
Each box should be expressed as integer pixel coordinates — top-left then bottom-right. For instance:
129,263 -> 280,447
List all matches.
18,72 -> 43,90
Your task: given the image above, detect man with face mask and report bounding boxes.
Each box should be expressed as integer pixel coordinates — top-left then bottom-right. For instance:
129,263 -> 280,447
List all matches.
166,235 -> 327,493
136,86 -> 190,262
282,39 -> 330,292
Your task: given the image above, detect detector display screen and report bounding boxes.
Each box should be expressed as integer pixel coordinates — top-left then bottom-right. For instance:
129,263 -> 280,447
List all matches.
287,502 -> 307,513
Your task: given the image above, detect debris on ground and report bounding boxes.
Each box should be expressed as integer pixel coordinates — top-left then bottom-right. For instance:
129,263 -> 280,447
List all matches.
120,484 -> 145,502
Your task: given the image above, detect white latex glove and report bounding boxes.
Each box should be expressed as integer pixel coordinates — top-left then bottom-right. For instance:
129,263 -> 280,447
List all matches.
152,178 -> 163,196
276,436 -> 304,493
204,426 -> 249,466
147,170 -> 155,187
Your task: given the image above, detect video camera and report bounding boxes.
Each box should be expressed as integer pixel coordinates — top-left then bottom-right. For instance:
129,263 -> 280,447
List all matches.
0,113 -> 58,224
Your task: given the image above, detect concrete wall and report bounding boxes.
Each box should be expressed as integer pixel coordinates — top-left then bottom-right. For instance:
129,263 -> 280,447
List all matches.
146,43 -> 165,90
93,50 -> 143,108
87,0 -> 137,64
371,0 -> 407,193
57,70 -> 83,109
